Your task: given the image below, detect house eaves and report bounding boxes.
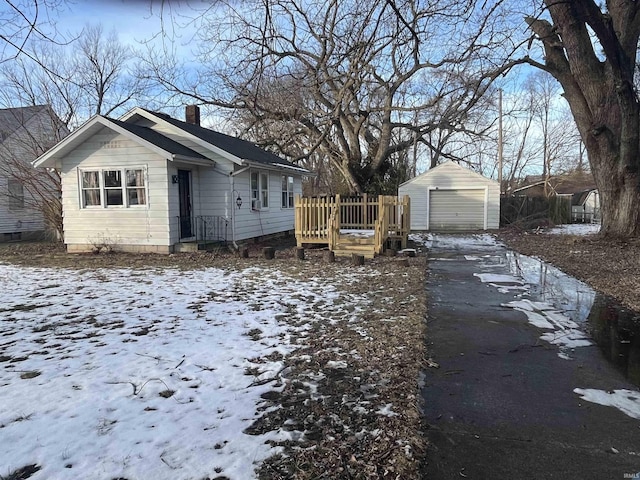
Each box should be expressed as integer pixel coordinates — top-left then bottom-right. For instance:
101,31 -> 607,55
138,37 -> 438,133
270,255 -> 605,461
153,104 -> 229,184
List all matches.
121,107 -> 312,176
399,160 -> 498,188
240,158 -> 316,176
34,115 -> 210,168
120,107 -> 244,166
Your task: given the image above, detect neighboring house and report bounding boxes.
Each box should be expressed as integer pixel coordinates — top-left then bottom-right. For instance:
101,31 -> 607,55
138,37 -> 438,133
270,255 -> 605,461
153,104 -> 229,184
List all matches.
512,173 -> 600,223
398,161 -> 500,231
34,106 -> 312,253
571,189 -> 600,223
0,105 -> 67,241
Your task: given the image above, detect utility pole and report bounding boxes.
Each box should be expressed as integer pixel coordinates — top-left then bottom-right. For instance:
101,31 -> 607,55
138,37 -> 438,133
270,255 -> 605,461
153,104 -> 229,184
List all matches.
498,88 -> 503,195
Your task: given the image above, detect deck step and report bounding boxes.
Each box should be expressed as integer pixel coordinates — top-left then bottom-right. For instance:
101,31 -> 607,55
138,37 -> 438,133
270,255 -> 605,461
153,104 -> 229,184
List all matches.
333,249 -> 376,259
336,236 -> 376,246
174,242 -> 225,253
334,243 -> 376,252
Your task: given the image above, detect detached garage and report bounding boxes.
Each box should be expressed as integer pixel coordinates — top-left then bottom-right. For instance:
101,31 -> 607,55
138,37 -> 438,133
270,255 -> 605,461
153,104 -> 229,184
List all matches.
399,161 -> 500,231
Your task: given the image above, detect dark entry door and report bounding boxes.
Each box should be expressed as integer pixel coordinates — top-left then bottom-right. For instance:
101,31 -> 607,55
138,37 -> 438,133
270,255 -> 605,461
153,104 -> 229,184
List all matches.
178,170 -> 193,238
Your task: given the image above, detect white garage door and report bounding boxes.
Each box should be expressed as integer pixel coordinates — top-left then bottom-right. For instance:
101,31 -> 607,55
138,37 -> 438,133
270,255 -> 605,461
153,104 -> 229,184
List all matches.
429,189 -> 486,231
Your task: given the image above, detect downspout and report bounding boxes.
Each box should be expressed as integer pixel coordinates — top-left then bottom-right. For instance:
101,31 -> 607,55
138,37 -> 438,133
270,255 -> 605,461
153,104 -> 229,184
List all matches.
229,165 -> 251,250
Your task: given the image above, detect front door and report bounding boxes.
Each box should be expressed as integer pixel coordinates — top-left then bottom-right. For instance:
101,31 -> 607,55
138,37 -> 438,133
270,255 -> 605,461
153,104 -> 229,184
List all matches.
178,170 -> 193,238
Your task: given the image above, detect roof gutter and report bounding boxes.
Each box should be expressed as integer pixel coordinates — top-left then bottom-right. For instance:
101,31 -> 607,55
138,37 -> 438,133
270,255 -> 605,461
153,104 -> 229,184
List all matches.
239,159 -> 315,176
171,154 -> 215,166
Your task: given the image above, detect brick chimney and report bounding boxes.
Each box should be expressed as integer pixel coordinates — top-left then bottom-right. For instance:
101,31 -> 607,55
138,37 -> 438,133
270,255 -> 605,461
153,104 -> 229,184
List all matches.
185,105 -> 200,126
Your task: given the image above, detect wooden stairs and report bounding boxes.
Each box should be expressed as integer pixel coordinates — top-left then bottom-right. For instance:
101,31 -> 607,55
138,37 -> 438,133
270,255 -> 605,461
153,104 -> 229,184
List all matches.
332,235 -> 377,259
295,194 -> 410,259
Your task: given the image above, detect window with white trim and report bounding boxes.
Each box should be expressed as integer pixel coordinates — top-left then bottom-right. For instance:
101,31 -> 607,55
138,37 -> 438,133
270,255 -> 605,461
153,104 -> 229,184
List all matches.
250,171 -> 269,209
80,168 -> 147,208
281,175 -> 294,208
8,178 -> 24,210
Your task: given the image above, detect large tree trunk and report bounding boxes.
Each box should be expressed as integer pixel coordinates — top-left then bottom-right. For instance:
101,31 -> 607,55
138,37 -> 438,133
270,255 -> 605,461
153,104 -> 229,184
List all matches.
587,134 -> 640,236
527,1 -> 640,237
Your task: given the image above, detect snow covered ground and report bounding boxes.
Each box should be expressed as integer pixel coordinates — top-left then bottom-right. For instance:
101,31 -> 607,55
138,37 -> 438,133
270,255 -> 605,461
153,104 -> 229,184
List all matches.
545,223 -> 600,236
410,232 -> 502,251
0,263 -> 369,480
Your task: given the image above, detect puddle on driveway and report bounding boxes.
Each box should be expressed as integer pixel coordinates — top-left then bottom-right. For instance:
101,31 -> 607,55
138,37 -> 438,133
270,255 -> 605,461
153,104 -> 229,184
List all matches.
420,230 -> 640,420
496,251 -> 640,387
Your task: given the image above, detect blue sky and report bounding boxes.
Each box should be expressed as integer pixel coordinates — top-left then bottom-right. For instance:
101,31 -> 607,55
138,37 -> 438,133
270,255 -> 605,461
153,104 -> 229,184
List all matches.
57,1 -> 172,47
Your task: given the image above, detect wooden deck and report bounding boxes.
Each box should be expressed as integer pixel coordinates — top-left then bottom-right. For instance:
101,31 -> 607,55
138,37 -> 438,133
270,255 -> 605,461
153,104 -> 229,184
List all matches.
295,194 -> 410,258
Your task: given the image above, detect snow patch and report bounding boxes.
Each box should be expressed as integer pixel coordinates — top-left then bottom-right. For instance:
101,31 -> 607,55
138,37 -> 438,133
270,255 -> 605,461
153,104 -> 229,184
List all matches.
546,224 -> 600,236
502,299 -> 593,353
376,404 -> 399,417
411,233 -> 502,250
474,273 -> 524,284
574,388 -> 640,420
325,360 -> 348,369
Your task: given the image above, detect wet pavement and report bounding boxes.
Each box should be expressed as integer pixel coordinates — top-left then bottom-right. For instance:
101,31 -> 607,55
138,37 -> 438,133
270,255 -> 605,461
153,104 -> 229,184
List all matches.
420,234 -> 640,480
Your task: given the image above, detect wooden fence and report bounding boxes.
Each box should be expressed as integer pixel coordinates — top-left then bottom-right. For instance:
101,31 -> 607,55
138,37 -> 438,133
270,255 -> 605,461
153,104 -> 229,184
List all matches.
295,194 -> 410,255
501,195 -> 572,226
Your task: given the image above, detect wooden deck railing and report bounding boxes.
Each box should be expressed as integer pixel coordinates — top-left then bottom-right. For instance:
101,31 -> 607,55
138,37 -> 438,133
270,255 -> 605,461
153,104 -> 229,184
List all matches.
295,194 -> 410,254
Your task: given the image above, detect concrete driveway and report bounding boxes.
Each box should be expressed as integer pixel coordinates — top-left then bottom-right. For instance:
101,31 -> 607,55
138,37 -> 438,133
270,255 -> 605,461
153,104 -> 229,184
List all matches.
420,234 -> 640,480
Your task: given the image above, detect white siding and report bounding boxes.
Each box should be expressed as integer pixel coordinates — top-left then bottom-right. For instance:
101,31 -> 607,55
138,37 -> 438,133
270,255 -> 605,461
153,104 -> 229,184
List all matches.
0,109 -> 62,237
60,128 -> 172,249
129,116 -> 303,242
399,161 -> 500,231
0,175 -> 45,236
49,111 -> 309,249
231,169 -> 301,242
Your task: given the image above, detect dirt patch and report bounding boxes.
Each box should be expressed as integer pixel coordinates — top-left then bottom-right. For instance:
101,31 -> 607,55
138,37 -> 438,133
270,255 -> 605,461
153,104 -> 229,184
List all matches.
497,228 -> 640,312
0,238 -> 429,479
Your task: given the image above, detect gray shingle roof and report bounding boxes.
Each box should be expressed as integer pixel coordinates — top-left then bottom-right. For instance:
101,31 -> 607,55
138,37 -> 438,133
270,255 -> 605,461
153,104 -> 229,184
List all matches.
108,118 -> 208,160
0,105 -> 50,142
142,109 -> 302,170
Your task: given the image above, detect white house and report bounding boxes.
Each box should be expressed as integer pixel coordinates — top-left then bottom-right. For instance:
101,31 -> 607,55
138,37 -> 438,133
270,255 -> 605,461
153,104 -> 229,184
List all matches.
398,161 -> 500,231
571,189 -> 600,223
33,106 -> 311,253
0,105 -> 67,241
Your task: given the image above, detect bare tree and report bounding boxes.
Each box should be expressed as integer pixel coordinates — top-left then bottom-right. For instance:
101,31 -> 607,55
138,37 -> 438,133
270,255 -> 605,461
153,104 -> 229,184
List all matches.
144,0 -> 520,193
1,0 -> 70,65
525,1 -> 640,237
0,105 -> 67,237
0,23 -> 146,238
76,24 -> 147,117
521,71 -> 581,196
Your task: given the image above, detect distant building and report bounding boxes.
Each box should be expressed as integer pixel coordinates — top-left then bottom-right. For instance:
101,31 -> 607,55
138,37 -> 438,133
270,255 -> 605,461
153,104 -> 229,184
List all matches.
512,172 -> 600,223
0,105 -> 68,241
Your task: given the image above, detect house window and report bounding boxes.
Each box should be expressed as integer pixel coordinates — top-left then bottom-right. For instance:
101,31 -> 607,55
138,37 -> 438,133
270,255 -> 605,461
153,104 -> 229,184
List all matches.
81,171 -> 101,206
8,178 -> 24,210
80,168 -> 146,208
282,175 -> 294,208
126,169 -> 146,205
104,170 -> 123,206
261,173 -> 269,208
250,171 -> 269,209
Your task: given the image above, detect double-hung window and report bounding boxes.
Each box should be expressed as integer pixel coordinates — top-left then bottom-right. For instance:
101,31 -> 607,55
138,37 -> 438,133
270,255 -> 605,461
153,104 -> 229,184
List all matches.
80,168 -> 147,208
103,170 -> 123,206
81,171 -> 101,207
281,175 -> 294,208
250,171 -> 269,210
7,178 -> 24,210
